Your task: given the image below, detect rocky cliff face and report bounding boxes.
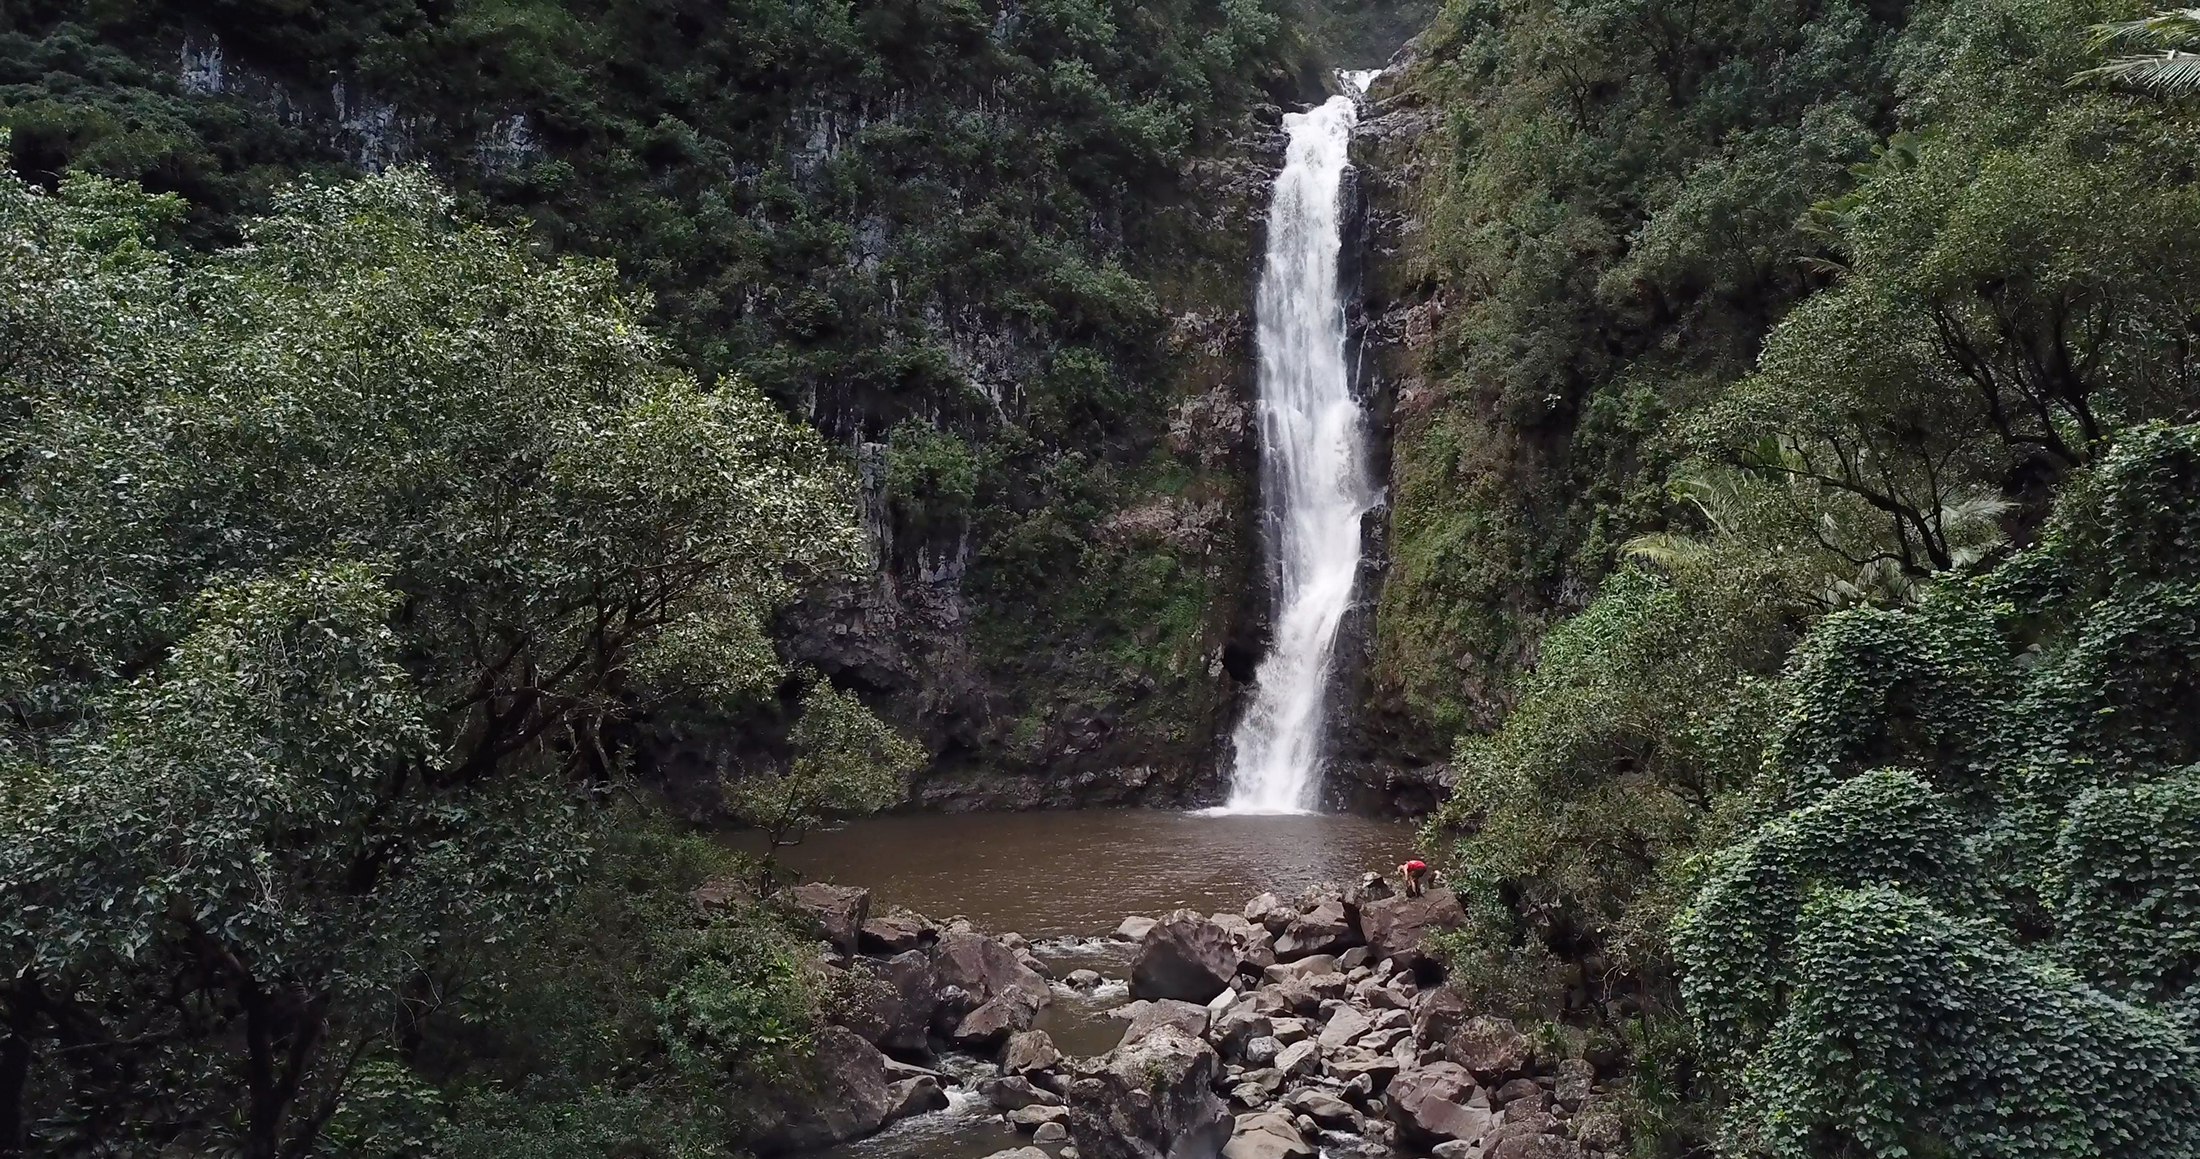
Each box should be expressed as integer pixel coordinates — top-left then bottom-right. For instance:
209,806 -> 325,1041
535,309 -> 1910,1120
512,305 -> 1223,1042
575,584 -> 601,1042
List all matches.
773,113 -> 1292,811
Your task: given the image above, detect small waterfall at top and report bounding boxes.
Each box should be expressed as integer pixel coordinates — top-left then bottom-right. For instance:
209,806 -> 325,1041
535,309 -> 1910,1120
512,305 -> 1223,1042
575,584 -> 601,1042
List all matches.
1213,70 -> 1380,815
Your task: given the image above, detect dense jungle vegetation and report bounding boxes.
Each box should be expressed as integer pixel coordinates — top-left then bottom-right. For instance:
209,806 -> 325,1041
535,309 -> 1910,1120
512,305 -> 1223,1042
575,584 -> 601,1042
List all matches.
8,0 -> 2200,1152
1398,0 -> 2200,1151
0,0 -> 1340,790
0,0 -> 1330,1150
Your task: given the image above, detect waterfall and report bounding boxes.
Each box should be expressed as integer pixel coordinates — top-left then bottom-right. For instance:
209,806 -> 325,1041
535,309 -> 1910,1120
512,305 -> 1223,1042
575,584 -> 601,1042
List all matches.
1216,73 -> 1378,815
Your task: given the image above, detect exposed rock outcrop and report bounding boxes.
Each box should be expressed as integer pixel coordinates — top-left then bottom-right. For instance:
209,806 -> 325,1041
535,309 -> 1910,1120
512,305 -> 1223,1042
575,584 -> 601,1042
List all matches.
1359,887 -> 1466,968
744,1026 -> 893,1154
1067,1024 -> 1233,1159
1129,909 -> 1240,1001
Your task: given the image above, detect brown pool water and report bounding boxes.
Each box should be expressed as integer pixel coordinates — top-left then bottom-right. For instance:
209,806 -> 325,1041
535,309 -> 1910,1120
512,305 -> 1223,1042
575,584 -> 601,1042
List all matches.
739,808 -> 1417,938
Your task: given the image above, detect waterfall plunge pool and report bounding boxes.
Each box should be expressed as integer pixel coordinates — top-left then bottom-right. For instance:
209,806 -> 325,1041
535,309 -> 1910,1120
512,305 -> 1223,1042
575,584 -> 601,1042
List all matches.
731,808 -> 1413,938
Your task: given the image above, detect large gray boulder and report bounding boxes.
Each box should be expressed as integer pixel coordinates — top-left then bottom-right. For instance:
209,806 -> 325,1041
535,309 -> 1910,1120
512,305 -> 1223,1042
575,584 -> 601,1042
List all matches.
885,1074 -> 949,1122
1004,1029 -> 1063,1074
1445,1015 -> 1531,1081
1358,888 -> 1467,970
784,883 -> 871,955
839,950 -> 937,1057
1067,1024 -> 1233,1159
1129,909 -> 1239,1002
953,985 -> 1043,1048
1243,892 -> 1295,933
1388,1061 -> 1495,1149
859,909 -> 935,956
934,931 -> 1052,1007
1223,1109 -> 1315,1159
743,1026 -> 893,1154
1411,985 -> 1472,1046
1121,998 -> 1211,1047
1274,900 -> 1360,960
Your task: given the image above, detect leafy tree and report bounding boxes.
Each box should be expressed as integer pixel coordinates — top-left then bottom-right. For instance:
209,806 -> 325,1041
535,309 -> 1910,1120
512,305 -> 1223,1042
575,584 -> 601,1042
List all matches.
727,682 -> 926,860
0,166 -> 865,1158
1673,423 -> 2200,1156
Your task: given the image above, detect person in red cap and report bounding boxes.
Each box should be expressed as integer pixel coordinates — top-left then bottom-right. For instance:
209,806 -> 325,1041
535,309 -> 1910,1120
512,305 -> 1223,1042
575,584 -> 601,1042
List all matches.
1398,858 -> 1431,897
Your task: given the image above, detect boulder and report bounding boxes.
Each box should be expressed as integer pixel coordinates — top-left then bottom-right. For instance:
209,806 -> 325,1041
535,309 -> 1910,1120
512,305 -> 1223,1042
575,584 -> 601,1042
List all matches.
1034,1120 -> 1069,1143
1249,979 -> 1320,1018
1358,889 -> 1467,970
1238,928 -> 1279,972
1005,1029 -> 1063,1074
1065,968 -> 1105,991
1337,946 -> 1376,971
1244,892 -> 1295,933
743,1026 -> 893,1154
1242,1035 -> 1281,1067
1274,900 -> 1360,960
1114,915 -> 1159,942
859,909 -> 934,956
1224,1109 -> 1314,1159
1388,1061 -> 1495,1149
840,950 -> 938,1056
1121,998 -> 1211,1047
1355,872 -> 1395,904
981,1150 -> 1051,1159
1274,1039 -> 1320,1077
885,1074 -> 949,1122
980,1074 -> 1064,1111
1262,956 -> 1339,983
1555,1058 -> 1594,1110
953,987 -> 1043,1048
935,931 -> 1052,1008
1282,1087 -> 1359,1129
1129,910 -> 1240,1002
784,883 -> 870,955
1318,1006 -> 1373,1052
1446,1016 -> 1531,1081
1491,1136 -> 1582,1159
1210,1007 -> 1273,1058
1322,1046 -> 1403,1090
1492,1077 -> 1544,1107
1575,1104 -> 1625,1151
1412,985 -> 1472,1046
1067,1025 -> 1233,1159
1010,1104 -> 1072,1130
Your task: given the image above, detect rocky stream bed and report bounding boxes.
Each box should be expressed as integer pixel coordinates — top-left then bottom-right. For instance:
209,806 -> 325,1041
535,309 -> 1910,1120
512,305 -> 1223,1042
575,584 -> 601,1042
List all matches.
739,875 -> 1626,1159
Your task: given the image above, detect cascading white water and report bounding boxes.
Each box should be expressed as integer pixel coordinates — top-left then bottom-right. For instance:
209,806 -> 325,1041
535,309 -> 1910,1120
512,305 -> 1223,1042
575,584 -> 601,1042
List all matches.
1215,72 -> 1379,815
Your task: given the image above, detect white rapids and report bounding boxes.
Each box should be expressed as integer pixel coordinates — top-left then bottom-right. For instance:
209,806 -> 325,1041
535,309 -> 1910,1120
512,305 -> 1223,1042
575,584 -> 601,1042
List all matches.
1214,71 -> 1379,816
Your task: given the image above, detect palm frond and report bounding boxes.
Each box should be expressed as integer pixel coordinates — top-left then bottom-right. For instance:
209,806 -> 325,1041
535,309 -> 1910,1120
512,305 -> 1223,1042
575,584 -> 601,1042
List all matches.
1622,532 -> 1710,569
2088,8 -> 2200,50
2075,49 -> 2200,94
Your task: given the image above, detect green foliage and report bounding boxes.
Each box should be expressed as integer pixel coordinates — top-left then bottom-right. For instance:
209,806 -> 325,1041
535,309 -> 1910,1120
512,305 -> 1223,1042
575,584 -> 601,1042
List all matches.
1370,0 -> 1905,731
0,167 -> 860,1157
2077,6 -> 2200,93
0,0 -> 1321,785
885,417 -> 982,534
1430,561 -> 1790,1002
409,812 -> 824,1158
727,681 -> 926,851
1671,423 -> 2200,1156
